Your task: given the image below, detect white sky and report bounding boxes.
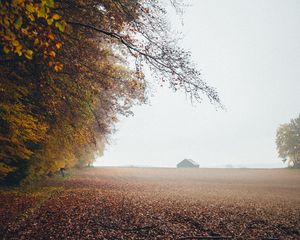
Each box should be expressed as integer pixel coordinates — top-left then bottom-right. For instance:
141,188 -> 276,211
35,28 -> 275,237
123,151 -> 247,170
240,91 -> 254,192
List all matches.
95,0 -> 300,168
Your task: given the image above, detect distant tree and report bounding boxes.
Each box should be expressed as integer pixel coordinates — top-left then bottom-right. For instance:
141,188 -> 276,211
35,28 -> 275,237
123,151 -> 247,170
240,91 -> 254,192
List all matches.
276,114 -> 300,168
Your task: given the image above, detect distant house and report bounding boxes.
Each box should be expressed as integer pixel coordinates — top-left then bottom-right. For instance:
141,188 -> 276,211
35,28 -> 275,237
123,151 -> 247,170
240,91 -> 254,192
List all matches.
177,159 -> 199,168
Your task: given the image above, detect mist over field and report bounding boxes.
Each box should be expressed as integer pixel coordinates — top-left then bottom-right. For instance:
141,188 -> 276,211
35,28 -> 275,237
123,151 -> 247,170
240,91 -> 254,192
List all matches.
96,0 -> 300,169
1,0 -> 300,239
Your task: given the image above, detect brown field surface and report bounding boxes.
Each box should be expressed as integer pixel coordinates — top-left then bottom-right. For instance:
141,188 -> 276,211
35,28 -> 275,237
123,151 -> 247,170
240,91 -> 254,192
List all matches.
1,167 -> 300,239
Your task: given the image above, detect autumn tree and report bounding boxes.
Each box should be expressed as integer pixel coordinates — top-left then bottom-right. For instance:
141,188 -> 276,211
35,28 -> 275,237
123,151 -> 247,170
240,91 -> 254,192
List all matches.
1,0 -> 221,185
276,114 -> 300,168
0,0 -> 65,182
1,0 -> 146,184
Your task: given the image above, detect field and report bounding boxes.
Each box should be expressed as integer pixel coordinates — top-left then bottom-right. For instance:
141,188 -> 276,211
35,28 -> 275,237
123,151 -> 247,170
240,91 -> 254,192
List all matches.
1,167 -> 300,239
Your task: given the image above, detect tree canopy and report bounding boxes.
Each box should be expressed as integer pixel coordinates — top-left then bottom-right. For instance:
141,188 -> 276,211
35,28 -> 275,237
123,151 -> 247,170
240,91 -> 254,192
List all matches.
276,114 -> 300,168
0,0 -> 220,185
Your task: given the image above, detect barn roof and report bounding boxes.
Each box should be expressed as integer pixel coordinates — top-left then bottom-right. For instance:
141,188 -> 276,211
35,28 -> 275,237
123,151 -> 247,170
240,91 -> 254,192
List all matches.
178,159 -> 199,166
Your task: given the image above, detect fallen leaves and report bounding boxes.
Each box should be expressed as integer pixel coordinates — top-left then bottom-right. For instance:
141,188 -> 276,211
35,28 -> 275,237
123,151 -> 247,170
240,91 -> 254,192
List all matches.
1,168 -> 299,239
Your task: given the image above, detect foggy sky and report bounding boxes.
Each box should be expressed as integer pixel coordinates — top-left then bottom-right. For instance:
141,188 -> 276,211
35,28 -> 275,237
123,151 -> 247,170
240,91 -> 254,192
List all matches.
95,0 -> 300,168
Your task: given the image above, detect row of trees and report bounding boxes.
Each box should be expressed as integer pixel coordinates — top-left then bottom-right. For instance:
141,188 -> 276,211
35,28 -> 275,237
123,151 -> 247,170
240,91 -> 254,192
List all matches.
0,0 -> 220,184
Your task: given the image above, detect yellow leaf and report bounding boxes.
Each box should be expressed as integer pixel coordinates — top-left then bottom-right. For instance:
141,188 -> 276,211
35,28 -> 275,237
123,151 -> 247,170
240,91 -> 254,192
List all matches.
49,51 -> 56,58
24,49 -> 33,59
3,46 -> 10,54
46,0 -> 54,8
47,18 -> 53,25
52,14 -> 60,20
37,6 -> 46,18
28,14 -> 35,21
4,16 -> 10,26
14,45 -> 23,56
26,3 -> 35,13
12,40 -> 19,47
55,42 -> 62,49
54,62 -> 63,71
55,21 -> 65,32
34,38 -> 40,45
48,33 -> 55,40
